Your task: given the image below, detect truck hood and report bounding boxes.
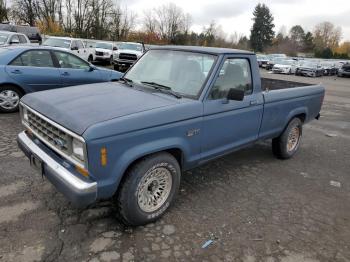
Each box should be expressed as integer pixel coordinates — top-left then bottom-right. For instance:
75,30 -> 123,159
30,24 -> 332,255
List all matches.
95,48 -> 112,54
21,82 -> 178,135
118,49 -> 142,56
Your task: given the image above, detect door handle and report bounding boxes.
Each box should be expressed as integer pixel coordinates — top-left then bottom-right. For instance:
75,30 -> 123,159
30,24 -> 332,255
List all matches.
61,72 -> 70,76
11,69 -> 22,74
250,100 -> 258,105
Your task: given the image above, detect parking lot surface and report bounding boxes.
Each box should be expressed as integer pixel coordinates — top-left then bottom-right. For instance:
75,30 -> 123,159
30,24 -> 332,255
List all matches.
0,72 -> 350,262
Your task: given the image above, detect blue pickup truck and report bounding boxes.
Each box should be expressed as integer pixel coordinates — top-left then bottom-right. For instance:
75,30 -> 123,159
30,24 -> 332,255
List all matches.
17,46 -> 325,226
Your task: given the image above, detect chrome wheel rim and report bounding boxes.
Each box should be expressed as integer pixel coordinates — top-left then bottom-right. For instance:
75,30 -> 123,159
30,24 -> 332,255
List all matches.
287,126 -> 300,152
137,166 -> 172,213
0,90 -> 20,110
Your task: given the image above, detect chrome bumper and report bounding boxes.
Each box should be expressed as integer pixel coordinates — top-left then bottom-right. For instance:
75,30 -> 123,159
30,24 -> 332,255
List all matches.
17,131 -> 97,207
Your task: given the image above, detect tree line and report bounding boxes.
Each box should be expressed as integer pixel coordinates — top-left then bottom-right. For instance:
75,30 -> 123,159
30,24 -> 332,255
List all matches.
0,0 -> 349,58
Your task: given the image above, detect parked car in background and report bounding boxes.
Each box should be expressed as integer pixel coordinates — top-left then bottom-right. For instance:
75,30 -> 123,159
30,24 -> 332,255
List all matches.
113,42 -> 145,71
295,61 -> 324,77
17,46 -> 324,226
0,46 -> 122,112
0,23 -> 42,44
94,41 -> 118,65
256,54 -> 269,68
320,61 -> 337,76
272,59 -> 299,74
0,31 -> 31,46
42,37 -> 95,62
266,57 -> 285,70
337,63 -> 350,77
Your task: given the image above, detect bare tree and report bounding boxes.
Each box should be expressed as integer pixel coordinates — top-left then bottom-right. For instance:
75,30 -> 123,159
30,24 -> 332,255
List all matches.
11,0 -> 37,26
143,9 -> 157,34
154,3 -> 187,43
313,21 -> 342,50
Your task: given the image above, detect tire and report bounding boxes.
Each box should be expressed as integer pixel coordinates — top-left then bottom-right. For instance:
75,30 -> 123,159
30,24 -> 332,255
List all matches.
115,152 -> 181,226
114,64 -> 119,71
0,85 -> 23,113
109,56 -> 113,65
88,55 -> 93,63
272,118 -> 303,159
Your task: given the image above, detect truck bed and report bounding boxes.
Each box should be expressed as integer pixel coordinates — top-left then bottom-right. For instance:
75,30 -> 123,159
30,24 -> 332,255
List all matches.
261,77 -> 313,91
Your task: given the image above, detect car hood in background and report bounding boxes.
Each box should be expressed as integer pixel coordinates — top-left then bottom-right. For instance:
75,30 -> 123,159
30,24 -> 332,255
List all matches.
273,64 -> 291,68
21,82 -> 178,135
117,49 -> 142,56
95,48 -> 112,54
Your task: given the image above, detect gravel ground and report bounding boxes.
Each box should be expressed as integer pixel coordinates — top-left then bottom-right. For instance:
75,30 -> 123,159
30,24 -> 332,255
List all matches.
0,71 -> 349,262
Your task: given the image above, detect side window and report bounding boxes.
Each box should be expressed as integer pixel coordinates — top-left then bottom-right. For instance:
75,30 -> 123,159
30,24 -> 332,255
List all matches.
54,51 -> 89,70
10,50 -> 54,67
10,35 -> 20,44
209,58 -> 252,100
71,41 -> 78,50
18,35 -> 28,44
77,40 -> 84,49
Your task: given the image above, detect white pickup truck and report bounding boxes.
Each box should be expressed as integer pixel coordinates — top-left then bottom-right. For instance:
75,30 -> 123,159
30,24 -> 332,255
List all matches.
42,36 -> 95,62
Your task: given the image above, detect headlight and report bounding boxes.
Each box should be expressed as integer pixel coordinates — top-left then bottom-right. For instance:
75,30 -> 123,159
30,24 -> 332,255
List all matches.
72,138 -> 85,162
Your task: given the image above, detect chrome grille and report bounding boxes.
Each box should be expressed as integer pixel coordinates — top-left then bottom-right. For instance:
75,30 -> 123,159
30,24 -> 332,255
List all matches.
119,53 -> 137,61
27,110 -> 72,154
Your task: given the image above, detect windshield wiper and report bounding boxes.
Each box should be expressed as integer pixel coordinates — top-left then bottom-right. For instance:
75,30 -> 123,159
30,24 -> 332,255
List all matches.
119,77 -> 133,87
141,81 -> 182,99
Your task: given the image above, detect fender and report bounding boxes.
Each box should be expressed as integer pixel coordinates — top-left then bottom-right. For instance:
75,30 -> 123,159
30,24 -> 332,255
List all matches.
98,136 -> 194,199
284,106 -> 308,127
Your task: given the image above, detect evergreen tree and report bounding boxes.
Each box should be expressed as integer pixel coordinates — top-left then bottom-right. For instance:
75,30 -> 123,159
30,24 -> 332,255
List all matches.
303,32 -> 315,52
250,3 -> 275,52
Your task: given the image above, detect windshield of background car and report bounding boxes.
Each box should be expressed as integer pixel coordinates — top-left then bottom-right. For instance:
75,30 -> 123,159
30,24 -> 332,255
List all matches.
96,42 -> 113,50
43,38 -> 71,48
125,50 -> 217,98
119,43 -> 142,51
280,60 -> 294,65
0,32 -> 9,45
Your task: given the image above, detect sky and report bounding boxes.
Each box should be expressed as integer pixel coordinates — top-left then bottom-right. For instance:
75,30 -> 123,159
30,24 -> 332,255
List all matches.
125,0 -> 350,41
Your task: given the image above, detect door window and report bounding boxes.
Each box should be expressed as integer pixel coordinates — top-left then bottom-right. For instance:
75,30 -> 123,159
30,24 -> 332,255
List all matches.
76,40 -> 84,49
54,51 -> 90,70
209,58 -> 252,100
10,50 -> 54,67
10,35 -> 20,44
18,35 -> 28,43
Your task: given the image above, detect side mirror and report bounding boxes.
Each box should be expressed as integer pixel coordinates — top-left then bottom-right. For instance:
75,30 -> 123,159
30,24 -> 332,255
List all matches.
89,65 -> 96,71
71,46 -> 78,51
113,46 -> 118,51
227,88 -> 245,101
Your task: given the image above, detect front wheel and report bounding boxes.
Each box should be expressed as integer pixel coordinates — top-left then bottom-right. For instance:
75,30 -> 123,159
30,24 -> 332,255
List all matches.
115,152 -> 181,226
0,86 -> 22,113
272,118 -> 303,159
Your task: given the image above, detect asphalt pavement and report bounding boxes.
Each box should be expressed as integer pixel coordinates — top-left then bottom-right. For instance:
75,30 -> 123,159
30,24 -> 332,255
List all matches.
0,71 -> 349,262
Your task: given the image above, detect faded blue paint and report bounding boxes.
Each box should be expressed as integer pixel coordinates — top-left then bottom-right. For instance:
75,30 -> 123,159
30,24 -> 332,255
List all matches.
18,46 -> 325,205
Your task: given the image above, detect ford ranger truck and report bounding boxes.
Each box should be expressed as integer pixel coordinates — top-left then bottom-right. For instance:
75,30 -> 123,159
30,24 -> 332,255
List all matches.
17,46 -> 325,226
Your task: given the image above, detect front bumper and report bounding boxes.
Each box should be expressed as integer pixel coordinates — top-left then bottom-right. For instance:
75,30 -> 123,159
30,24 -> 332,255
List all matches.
95,55 -> 111,62
114,59 -> 136,66
17,131 -> 97,207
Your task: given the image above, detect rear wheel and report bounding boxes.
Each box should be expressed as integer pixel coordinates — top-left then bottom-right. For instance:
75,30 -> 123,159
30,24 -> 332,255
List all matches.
272,118 -> 303,159
115,152 -> 181,226
0,86 -> 23,113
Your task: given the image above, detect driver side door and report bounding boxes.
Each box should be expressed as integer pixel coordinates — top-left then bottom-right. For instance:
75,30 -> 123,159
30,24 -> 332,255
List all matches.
53,51 -> 102,87
201,56 -> 264,161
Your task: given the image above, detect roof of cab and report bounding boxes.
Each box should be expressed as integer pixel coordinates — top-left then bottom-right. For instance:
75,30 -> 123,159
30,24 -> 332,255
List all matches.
150,45 -> 255,55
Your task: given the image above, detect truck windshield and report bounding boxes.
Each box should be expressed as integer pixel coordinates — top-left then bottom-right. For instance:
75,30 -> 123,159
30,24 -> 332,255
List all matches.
43,38 -> 71,48
96,42 -> 113,50
119,43 -> 142,51
125,50 -> 216,98
0,32 -> 9,45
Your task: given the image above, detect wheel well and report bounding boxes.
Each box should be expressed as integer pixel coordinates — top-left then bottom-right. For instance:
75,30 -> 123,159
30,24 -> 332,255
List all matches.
295,113 -> 306,123
125,148 -> 184,174
0,83 -> 25,96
